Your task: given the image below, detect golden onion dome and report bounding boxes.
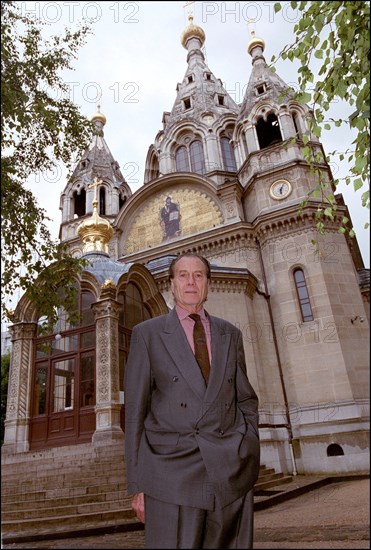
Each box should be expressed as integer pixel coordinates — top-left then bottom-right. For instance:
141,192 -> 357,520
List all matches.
91,104 -> 107,126
181,14 -> 205,49
247,32 -> 265,55
77,178 -> 113,254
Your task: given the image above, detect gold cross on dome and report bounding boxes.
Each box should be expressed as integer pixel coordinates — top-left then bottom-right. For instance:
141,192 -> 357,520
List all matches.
183,1 -> 195,16
88,176 -> 103,203
247,18 -> 256,38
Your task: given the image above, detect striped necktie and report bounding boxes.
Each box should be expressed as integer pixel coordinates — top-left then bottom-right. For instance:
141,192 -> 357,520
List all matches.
189,314 -> 210,384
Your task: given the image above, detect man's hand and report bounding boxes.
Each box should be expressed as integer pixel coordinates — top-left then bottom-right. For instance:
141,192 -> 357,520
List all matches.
132,492 -> 145,523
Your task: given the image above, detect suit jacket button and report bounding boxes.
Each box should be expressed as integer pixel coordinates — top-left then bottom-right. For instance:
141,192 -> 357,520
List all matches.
172,376 -> 179,382
219,429 -> 224,435
195,428 -> 200,435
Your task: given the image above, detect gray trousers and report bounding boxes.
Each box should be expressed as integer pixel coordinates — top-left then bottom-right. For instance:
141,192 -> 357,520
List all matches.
144,490 -> 254,549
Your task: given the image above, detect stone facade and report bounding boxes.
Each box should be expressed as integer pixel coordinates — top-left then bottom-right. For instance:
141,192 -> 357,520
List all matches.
3,16 -> 369,479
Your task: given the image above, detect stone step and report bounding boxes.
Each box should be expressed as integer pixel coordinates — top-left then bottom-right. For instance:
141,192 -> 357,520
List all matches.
256,471 -> 288,483
2,494 -> 134,521
1,485 -> 128,511
1,444 -> 124,466
1,488 -> 127,509
1,472 -> 126,493
1,452 -> 292,541
259,467 -> 276,477
1,507 -> 136,537
1,459 -> 125,479
255,475 -> 293,491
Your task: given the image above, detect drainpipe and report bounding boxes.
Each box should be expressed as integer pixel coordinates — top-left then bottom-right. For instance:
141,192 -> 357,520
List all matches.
255,237 -> 297,476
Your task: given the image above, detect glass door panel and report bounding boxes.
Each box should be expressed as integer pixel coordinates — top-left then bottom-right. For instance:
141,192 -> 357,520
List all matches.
52,358 -> 75,412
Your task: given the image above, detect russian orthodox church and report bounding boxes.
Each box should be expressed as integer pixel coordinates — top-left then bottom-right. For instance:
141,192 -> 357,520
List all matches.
2,14 -> 369,512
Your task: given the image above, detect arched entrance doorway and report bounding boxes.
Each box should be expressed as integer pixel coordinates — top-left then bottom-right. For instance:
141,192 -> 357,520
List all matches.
29,279 -> 161,450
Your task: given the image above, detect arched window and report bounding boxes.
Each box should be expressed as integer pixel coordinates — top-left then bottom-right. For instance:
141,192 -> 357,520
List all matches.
81,291 -> 95,326
256,112 -> 283,150
31,287 -> 97,449
73,188 -> 86,217
327,444 -> 344,456
144,149 -> 160,183
118,282 -> 151,330
99,187 -> 106,215
294,268 -> 314,322
190,140 -> 205,174
175,140 -> 205,175
220,137 -> 237,171
175,146 -> 190,172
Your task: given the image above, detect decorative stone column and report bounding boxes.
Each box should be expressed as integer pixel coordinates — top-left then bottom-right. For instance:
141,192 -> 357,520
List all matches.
159,150 -> 173,175
2,322 -> 37,454
205,133 -> 221,172
278,105 -> 297,140
245,123 -> 259,153
92,280 -> 124,444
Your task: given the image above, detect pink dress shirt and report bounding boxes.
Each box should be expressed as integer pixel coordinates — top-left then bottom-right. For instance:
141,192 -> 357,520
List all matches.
175,305 -> 212,362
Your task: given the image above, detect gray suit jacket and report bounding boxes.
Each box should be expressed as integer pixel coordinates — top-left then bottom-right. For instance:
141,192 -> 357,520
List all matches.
124,308 -> 260,510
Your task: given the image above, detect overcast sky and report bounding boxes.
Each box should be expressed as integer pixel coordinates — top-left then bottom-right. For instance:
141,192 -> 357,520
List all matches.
20,1 -> 371,272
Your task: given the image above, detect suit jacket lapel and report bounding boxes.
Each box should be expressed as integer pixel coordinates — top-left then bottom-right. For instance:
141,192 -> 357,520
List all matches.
161,309 -> 207,399
202,315 -> 231,414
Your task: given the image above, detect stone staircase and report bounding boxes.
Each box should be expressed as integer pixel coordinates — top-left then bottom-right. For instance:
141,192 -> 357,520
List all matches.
1,442 -> 292,543
254,464 -> 293,492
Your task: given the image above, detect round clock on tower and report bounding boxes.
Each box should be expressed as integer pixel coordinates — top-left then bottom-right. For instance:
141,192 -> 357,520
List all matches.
270,179 -> 292,200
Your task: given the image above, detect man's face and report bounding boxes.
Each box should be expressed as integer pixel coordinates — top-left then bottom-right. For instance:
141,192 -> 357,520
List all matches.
170,257 -> 209,312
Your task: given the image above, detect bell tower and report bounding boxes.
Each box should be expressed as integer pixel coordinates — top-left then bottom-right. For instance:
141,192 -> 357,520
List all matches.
234,27 -> 334,223
59,105 -> 132,258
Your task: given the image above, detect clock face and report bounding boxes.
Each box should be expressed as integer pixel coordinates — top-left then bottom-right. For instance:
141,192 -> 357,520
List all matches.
270,180 -> 292,200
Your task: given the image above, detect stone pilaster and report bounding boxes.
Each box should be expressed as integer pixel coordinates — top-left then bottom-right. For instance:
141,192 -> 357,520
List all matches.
245,123 -> 259,154
278,105 -> 297,140
205,133 -> 221,171
2,322 -> 37,454
217,179 -> 244,222
92,285 -> 123,444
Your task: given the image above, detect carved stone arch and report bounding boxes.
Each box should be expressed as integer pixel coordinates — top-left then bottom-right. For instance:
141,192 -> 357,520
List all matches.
250,102 -> 278,125
13,293 -> 39,324
79,273 -> 101,300
214,115 -> 237,137
163,122 -> 206,155
120,175 -> 224,255
12,271 -> 99,326
170,120 -> 207,143
144,144 -> 160,184
117,263 -> 168,317
170,127 -> 207,176
67,178 -> 86,196
172,127 -> 205,150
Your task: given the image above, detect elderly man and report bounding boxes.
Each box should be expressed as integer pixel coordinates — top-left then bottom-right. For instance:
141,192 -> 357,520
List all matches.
125,252 -> 260,549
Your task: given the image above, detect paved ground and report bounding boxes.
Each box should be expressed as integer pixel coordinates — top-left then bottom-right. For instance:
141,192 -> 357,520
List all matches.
2,477 -> 369,549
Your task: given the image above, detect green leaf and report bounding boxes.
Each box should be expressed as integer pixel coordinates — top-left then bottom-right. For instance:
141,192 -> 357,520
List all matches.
353,178 -> 363,192
324,207 -> 334,219
298,91 -> 312,103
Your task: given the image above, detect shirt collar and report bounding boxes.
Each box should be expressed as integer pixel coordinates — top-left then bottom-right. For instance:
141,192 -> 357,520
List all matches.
175,304 -> 208,321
